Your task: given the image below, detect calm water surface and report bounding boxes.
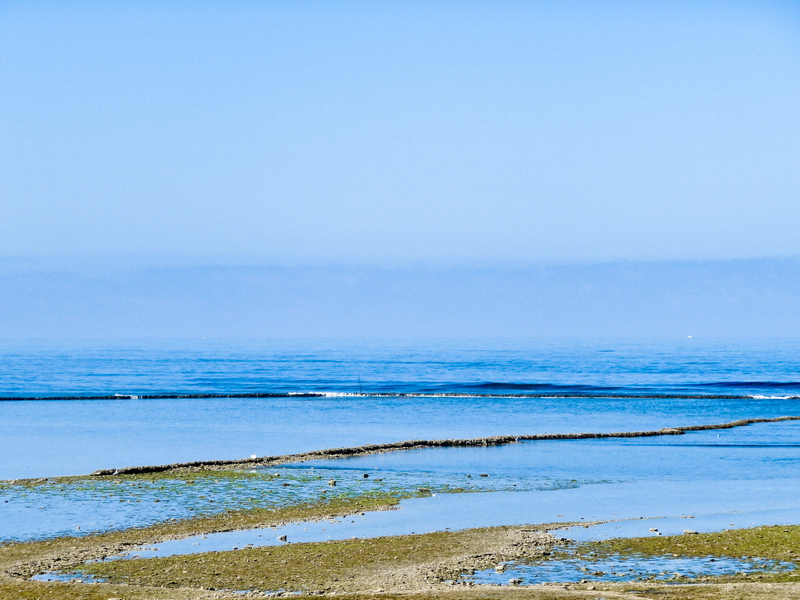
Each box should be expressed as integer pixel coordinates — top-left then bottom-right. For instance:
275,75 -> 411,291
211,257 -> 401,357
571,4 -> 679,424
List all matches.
2,338 -> 800,480
3,338 -> 800,545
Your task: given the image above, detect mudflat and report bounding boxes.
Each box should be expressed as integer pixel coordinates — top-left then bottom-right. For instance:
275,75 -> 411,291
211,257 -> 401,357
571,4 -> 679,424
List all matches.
4,478 -> 800,600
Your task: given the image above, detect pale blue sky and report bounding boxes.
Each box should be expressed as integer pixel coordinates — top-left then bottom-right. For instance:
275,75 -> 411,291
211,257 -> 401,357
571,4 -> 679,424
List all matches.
1,0 -> 799,265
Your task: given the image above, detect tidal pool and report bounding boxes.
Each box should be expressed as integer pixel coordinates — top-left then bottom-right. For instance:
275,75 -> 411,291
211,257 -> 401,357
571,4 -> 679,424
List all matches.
466,554 -> 797,585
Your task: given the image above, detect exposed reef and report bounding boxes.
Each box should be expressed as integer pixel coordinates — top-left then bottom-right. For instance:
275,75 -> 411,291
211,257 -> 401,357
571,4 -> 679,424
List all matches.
83,415 -> 800,478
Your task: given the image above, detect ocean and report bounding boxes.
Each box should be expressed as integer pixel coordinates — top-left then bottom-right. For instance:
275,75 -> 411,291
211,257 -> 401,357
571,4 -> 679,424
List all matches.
3,337 -> 800,544
2,337 -> 800,480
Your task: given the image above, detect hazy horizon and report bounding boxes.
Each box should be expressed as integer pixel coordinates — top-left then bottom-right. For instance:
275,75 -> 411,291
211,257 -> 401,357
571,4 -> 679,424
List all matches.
1,256 -> 798,339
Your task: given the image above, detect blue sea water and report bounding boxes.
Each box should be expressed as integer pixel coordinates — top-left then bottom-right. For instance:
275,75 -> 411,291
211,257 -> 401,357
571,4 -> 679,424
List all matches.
2,337 -> 800,398
4,337 -> 800,547
2,337 -> 800,480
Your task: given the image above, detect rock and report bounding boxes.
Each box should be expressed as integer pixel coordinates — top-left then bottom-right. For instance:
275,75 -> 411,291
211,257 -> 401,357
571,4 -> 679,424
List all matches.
494,564 -> 506,572
508,578 -> 522,585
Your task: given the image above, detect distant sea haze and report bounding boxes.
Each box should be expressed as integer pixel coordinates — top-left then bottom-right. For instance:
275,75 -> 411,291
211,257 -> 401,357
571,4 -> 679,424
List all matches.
0,257 -> 799,337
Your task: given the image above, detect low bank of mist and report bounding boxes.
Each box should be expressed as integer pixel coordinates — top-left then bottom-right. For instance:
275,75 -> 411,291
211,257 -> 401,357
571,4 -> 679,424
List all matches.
1,258 -> 798,338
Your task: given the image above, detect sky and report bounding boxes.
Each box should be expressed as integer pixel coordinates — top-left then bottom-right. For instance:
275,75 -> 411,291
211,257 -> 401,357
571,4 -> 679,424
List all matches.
2,1 -> 800,338
1,0 -> 799,266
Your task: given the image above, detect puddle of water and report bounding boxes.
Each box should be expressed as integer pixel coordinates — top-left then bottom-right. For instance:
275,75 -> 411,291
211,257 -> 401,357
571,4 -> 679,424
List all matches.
32,570 -> 106,584
560,508 -> 800,542
467,553 -> 797,585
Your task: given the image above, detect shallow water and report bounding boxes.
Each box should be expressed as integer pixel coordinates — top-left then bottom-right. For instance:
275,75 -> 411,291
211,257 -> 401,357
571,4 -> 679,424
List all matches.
303,421 -> 800,482
6,421 -> 800,543
0,465 -> 543,543
468,554 -> 797,585
105,474 -> 800,559
3,394 -> 800,481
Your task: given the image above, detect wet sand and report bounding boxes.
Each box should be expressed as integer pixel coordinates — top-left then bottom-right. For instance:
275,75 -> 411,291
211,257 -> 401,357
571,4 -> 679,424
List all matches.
6,416 -> 800,599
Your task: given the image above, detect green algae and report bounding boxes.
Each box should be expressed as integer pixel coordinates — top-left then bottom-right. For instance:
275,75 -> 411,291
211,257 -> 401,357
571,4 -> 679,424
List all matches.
79,524 -> 557,593
572,525 -> 800,583
1,465 -> 590,544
